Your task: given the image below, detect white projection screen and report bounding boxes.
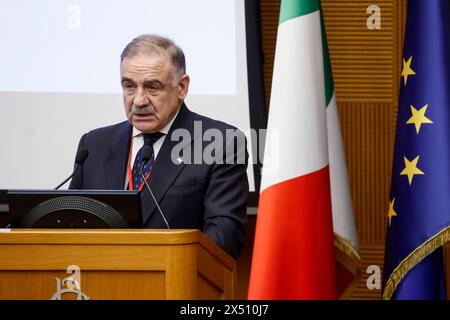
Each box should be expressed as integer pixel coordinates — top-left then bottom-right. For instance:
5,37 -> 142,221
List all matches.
0,0 -> 266,200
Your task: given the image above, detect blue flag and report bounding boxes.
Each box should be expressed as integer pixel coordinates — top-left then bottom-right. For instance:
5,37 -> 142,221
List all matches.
383,0 -> 450,300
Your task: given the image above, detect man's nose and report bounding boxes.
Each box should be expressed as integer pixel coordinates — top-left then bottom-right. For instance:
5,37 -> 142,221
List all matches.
133,87 -> 150,107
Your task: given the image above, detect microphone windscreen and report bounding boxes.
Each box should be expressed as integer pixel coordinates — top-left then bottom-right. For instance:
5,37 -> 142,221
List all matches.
75,148 -> 89,164
141,145 -> 153,163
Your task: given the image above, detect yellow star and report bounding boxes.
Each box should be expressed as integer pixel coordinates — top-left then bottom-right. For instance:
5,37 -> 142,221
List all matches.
401,56 -> 416,86
406,104 -> 433,134
400,155 -> 424,185
387,198 -> 397,226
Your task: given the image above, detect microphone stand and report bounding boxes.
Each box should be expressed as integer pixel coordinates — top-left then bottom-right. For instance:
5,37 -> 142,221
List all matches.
140,158 -> 170,229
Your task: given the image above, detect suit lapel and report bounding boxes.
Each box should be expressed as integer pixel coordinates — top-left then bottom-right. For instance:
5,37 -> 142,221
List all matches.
141,104 -> 195,224
106,122 -> 132,189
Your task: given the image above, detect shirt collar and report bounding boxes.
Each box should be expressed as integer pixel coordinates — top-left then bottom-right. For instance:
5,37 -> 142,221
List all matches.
132,107 -> 180,138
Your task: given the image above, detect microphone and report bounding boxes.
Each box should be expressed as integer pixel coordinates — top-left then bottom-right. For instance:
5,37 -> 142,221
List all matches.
140,145 -> 170,229
55,149 -> 89,190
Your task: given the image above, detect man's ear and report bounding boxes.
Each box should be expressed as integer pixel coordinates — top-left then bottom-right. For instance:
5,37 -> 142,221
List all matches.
178,74 -> 190,100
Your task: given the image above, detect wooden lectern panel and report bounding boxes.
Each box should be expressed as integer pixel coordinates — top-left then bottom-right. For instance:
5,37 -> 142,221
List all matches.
0,229 -> 236,300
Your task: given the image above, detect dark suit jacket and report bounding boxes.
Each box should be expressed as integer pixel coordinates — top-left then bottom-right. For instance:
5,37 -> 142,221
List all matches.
69,104 -> 249,258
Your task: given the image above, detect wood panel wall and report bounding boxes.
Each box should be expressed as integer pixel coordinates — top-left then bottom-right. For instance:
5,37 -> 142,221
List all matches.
254,0 -> 409,299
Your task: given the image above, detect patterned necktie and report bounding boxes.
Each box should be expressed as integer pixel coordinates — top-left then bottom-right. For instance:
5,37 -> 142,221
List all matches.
131,132 -> 164,191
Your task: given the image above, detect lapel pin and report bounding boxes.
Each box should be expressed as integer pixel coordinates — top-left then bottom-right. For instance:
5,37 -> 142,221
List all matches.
176,157 -> 183,164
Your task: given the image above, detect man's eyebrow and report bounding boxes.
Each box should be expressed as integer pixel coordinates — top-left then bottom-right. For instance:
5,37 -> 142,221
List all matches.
121,77 -> 134,83
144,79 -> 163,86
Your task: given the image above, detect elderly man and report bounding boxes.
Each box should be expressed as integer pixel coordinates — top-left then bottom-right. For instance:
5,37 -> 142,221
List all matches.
69,34 -> 248,258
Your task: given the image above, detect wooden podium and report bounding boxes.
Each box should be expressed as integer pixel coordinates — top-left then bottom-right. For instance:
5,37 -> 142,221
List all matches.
0,229 -> 236,300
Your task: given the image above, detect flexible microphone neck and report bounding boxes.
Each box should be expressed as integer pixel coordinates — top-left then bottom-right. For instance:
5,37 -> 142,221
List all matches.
55,163 -> 80,190
55,149 -> 89,190
140,145 -> 170,229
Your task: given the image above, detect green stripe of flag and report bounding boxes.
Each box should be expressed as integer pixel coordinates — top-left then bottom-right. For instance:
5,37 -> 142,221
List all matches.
320,9 -> 334,106
279,0 -> 320,25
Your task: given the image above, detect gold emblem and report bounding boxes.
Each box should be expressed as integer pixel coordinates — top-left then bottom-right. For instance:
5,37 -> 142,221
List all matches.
50,265 -> 90,300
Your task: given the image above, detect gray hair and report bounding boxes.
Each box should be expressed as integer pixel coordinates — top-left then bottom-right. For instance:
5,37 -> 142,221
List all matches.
120,34 -> 186,76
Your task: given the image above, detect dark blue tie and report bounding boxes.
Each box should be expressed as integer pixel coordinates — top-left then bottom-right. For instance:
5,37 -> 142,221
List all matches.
131,132 -> 164,191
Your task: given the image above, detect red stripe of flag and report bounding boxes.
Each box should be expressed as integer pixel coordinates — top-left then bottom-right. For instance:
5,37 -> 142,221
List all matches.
248,166 -> 336,299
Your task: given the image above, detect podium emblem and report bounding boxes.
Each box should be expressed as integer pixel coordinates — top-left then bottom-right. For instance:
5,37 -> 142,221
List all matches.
50,265 -> 90,300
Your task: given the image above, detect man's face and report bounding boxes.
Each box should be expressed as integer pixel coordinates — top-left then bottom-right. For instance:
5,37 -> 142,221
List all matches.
120,53 -> 189,133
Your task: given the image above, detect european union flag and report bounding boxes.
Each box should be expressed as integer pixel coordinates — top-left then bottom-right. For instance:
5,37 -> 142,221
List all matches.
383,0 -> 450,299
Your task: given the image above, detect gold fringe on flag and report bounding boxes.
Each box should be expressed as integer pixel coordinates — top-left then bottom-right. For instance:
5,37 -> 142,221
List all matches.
383,226 -> 450,299
334,233 -> 361,299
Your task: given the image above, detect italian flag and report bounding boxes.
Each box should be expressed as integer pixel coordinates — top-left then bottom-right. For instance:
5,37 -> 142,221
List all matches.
248,0 -> 360,299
